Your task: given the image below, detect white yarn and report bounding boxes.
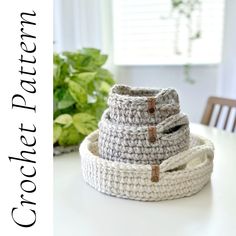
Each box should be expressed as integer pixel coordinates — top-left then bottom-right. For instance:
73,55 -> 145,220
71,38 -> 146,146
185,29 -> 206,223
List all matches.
80,130 -> 214,202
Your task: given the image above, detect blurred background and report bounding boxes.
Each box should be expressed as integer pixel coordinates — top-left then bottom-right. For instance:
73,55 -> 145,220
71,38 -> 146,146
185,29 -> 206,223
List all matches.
53,0 -> 236,123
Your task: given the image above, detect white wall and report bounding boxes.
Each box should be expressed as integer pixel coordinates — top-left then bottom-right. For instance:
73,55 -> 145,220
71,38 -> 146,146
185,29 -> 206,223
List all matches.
100,0 -> 224,123
54,0 -> 102,52
54,0 -> 236,123
116,66 -> 218,122
218,0 -> 236,99
101,0 -> 235,123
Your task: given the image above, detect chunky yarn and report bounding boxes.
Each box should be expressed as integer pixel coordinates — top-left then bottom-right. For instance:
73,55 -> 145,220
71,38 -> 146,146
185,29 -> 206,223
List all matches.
80,130 -> 214,202
99,109 -> 190,164
108,85 -> 180,125
80,85 -> 214,202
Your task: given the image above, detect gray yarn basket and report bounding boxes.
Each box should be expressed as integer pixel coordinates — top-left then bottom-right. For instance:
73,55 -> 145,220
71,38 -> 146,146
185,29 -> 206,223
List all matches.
108,85 -> 180,125
99,109 -> 190,165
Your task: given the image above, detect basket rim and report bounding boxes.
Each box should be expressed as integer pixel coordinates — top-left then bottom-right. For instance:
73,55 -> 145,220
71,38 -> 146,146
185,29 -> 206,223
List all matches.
110,84 -> 179,102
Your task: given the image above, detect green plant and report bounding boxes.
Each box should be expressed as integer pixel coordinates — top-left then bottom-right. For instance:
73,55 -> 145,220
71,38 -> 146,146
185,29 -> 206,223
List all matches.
168,0 -> 202,83
53,48 -> 115,147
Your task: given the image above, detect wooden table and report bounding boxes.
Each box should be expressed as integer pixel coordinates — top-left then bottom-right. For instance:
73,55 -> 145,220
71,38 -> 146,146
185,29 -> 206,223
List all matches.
54,123 -> 236,236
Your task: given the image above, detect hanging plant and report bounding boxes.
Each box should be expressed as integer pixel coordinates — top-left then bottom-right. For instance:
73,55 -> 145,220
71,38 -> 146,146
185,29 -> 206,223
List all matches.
168,0 -> 203,83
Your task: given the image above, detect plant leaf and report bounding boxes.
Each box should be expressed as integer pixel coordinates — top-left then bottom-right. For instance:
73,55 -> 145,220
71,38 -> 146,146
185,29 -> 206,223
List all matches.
94,54 -> 108,66
73,113 -> 97,135
53,54 -> 69,89
81,48 -> 100,56
96,68 -> 114,85
68,80 -> 87,105
53,123 -> 62,144
71,72 -> 97,85
58,125 -> 83,146
99,81 -> 111,94
54,114 -> 73,126
58,90 -> 75,109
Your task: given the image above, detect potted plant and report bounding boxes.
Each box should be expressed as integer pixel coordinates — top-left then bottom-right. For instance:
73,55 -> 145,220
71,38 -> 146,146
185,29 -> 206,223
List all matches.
53,48 -> 115,155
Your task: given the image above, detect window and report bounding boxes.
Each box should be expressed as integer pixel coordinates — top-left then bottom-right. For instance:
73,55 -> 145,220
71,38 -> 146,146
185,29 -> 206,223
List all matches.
113,0 -> 225,65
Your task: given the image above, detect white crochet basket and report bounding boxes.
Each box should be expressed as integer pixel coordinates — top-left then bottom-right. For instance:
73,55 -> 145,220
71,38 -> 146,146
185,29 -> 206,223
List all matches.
80,130 -> 214,202
108,85 -> 180,125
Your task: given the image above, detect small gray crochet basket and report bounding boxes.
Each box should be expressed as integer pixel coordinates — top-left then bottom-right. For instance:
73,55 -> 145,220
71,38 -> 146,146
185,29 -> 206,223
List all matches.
108,85 -> 180,125
99,109 -> 190,165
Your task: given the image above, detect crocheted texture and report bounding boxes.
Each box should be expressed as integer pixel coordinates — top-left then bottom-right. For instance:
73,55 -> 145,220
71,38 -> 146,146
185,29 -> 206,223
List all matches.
108,84 -> 180,125
99,109 -> 190,164
80,130 -> 214,202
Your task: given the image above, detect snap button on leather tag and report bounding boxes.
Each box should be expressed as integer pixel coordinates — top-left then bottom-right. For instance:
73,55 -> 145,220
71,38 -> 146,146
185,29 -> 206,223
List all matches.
147,97 -> 156,114
148,126 -> 157,143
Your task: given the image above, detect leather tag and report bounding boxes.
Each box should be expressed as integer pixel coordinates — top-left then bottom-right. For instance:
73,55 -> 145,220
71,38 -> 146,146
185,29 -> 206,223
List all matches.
147,97 -> 156,114
148,126 -> 157,143
151,165 -> 160,182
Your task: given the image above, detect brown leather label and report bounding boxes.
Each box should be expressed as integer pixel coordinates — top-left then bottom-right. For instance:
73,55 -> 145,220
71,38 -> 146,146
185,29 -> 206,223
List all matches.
148,126 -> 157,143
147,97 -> 156,114
151,165 -> 160,182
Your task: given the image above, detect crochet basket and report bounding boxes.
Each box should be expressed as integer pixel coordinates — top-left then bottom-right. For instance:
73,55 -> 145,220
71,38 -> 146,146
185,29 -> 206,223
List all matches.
80,130 -> 214,202
108,85 -> 180,125
99,110 -> 190,164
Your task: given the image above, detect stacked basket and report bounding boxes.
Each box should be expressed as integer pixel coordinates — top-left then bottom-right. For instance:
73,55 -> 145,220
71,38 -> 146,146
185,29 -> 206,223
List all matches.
80,85 -> 214,201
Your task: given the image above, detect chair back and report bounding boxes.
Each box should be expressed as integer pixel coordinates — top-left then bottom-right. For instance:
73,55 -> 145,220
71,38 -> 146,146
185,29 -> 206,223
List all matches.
201,96 -> 236,132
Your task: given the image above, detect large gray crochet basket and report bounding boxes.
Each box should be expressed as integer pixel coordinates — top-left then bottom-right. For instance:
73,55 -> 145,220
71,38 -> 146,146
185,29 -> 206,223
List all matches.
99,109 -> 190,164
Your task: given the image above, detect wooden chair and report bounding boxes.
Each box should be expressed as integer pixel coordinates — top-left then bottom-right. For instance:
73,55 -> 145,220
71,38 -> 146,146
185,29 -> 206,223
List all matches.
201,96 -> 236,132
